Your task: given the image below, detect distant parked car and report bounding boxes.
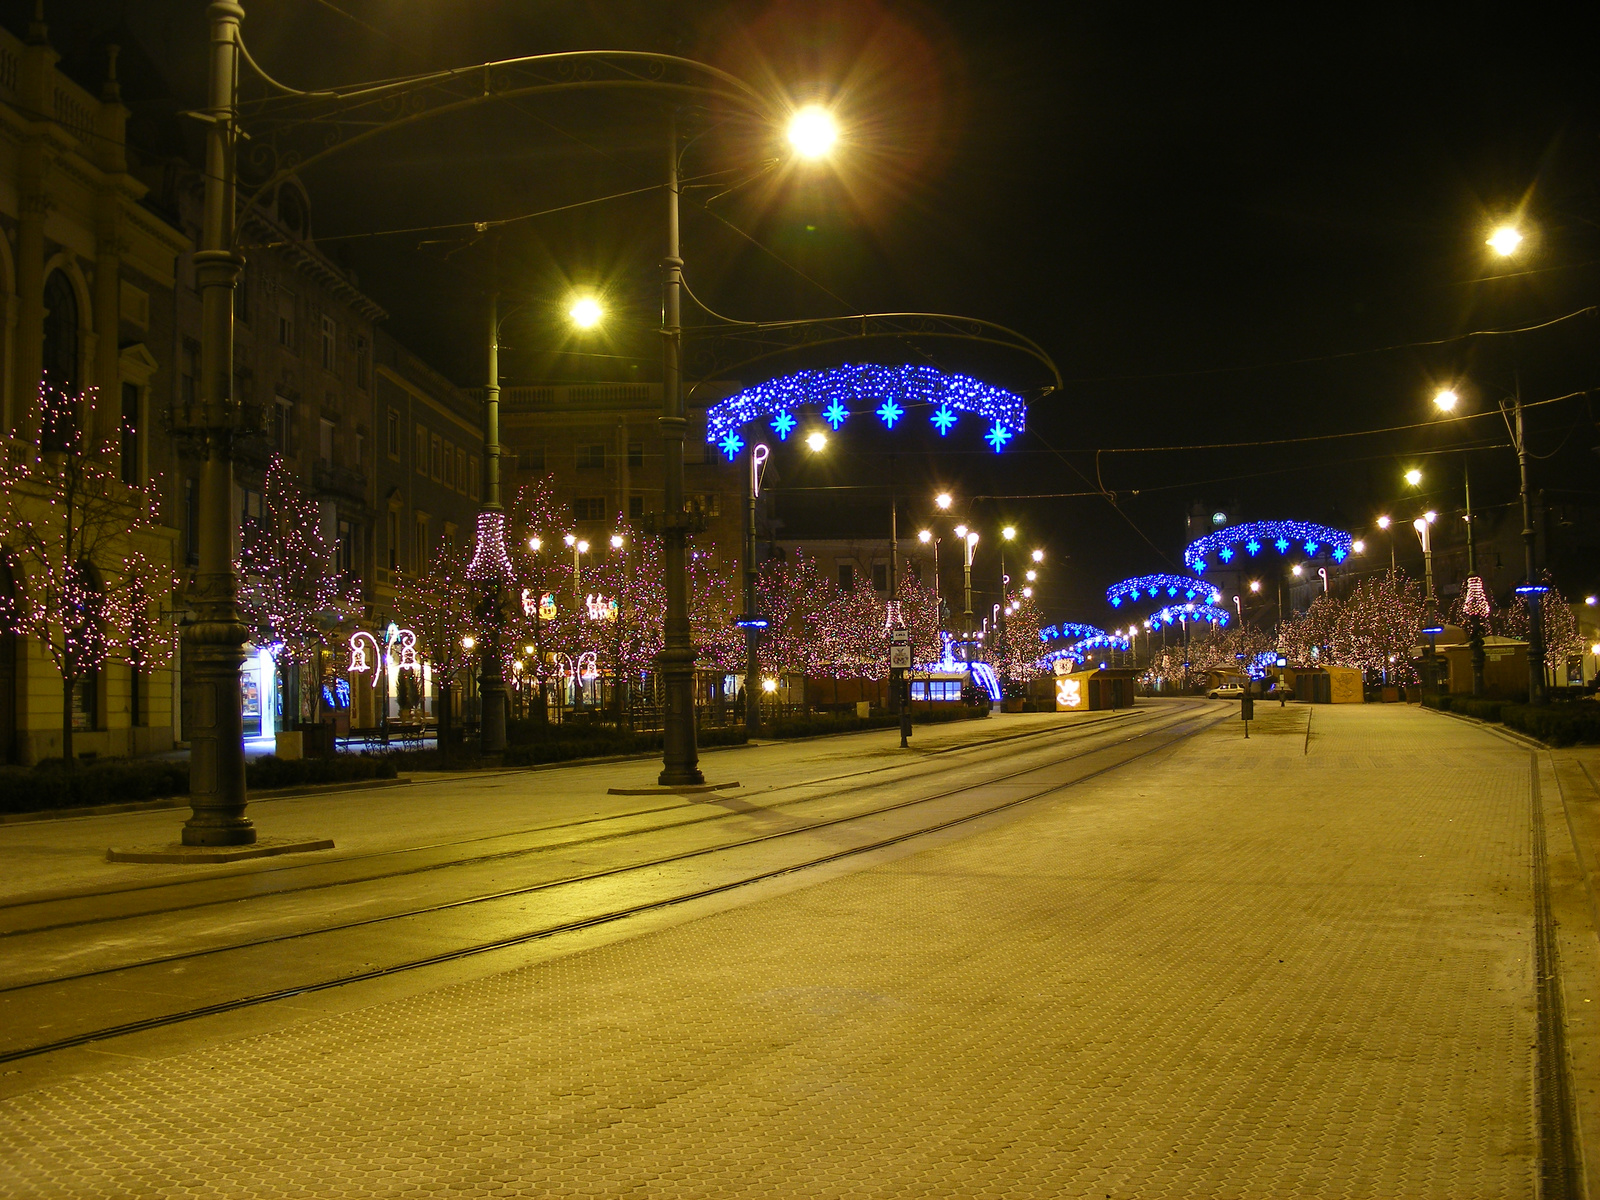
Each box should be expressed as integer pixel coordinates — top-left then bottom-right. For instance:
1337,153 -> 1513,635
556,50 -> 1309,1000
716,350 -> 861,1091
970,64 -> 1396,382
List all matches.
1207,683 -> 1245,699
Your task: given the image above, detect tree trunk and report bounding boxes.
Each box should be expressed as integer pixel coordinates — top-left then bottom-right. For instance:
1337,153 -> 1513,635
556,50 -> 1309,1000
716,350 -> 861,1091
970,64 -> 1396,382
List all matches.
61,672 -> 74,770
438,679 -> 453,764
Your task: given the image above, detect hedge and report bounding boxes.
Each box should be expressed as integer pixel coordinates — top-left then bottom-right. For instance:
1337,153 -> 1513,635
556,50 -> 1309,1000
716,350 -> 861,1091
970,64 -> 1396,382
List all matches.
245,754 -> 397,790
0,758 -> 190,815
501,724 -> 748,768
765,706 -> 989,740
1423,693 -> 1600,745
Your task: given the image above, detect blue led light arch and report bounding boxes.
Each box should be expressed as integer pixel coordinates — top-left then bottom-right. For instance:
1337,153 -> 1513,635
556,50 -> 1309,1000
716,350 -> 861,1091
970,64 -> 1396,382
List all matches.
1105,574 -> 1221,609
705,364 -> 1029,460
1145,602 -> 1232,628
1183,520 -> 1354,573
1039,622 -> 1105,644
1039,634 -> 1130,667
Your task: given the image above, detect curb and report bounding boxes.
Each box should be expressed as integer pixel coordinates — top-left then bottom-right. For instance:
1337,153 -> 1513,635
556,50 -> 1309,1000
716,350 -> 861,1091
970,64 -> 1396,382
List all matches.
1417,703 -> 1552,750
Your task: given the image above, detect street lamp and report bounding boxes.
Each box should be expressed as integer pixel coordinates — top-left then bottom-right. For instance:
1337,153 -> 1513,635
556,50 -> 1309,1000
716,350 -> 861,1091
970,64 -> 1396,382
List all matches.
1486,225 -> 1523,256
1404,467 -> 1423,487
935,492 -> 953,511
1432,388 -> 1459,413
1375,515 -> 1397,572
918,529 -> 941,625
787,105 -> 839,159
961,530 -> 979,640
805,430 -> 827,453
568,295 -> 603,329
565,534 -> 589,601
1031,548 -> 1044,563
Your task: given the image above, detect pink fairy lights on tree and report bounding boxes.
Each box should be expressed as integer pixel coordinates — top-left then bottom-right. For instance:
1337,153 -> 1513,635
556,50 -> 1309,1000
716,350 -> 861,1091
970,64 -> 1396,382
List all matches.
0,385 -> 174,765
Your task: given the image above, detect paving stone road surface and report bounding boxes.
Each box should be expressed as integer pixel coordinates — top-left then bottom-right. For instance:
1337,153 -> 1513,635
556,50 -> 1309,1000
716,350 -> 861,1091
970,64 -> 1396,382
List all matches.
0,704 -> 1552,1197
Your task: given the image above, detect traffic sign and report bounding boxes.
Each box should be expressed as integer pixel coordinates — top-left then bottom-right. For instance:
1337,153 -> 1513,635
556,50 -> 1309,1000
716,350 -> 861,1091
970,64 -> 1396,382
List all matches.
890,645 -> 912,669
889,627 -> 909,644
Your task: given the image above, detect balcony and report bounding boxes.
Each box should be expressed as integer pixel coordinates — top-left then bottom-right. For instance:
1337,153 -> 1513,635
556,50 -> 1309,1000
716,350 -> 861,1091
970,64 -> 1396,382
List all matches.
313,460 -> 368,504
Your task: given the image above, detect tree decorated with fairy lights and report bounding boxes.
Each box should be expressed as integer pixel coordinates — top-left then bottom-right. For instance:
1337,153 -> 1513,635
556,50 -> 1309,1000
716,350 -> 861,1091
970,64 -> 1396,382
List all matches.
1504,581 -> 1584,684
393,539 -> 477,746
1276,593 -> 1342,667
238,454 -> 363,728
1328,571 -> 1427,684
0,385 -> 174,765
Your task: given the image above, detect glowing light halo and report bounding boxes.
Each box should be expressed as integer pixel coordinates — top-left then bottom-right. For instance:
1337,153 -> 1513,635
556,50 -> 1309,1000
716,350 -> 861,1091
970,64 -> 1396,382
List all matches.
706,364 -> 1029,459
1105,574 -> 1220,609
1039,622 -> 1105,644
1184,520 -> 1353,573
1148,602 -> 1231,627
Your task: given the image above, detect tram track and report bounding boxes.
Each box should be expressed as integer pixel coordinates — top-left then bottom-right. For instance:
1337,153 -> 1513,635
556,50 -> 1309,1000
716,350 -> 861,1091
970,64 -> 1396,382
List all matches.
0,708 -> 1154,939
0,704 -> 1223,1064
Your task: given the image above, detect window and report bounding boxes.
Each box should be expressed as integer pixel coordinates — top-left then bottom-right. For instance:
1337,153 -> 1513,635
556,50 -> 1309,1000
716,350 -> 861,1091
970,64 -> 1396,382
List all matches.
240,487 -> 265,560
42,269 -> 79,396
468,456 -> 480,501
386,510 -> 399,571
628,495 -> 644,519
184,478 -> 199,567
415,425 -> 428,475
320,418 -> 335,467
443,440 -> 456,488
120,383 -> 140,485
354,428 -> 366,468
274,397 -> 294,454
689,492 -> 720,517
179,340 -> 199,407
572,497 -> 606,522
336,518 -> 355,580
456,448 -> 467,494
577,443 -> 606,469
430,434 -> 443,482
320,315 -> 337,372
838,563 -> 854,591
523,444 -> 545,472
386,409 -> 400,458
278,292 -> 295,350
872,563 -> 888,593
72,671 -> 99,731
355,335 -> 370,389
911,681 -> 961,701
414,513 -> 429,571
627,442 -> 644,469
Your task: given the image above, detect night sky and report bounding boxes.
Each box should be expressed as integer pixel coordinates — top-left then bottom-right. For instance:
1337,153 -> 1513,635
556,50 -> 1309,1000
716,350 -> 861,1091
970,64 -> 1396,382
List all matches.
25,0 -> 1600,620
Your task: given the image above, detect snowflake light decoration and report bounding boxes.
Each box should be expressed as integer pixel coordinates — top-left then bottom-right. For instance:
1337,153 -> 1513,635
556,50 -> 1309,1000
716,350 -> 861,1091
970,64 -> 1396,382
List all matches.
706,364 -> 1028,452
718,430 -> 745,461
1183,520 -> 1353,573
1040,622 -> 1106,643
1105,575 -> 1219,609
770,411 -> 796,440
1149,602 -> 1231,627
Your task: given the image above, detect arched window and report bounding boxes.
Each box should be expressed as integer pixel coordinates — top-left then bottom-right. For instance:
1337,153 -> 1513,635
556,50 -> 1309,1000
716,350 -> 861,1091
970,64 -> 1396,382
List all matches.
41,270 -> 80,449
42,270 -> 79,393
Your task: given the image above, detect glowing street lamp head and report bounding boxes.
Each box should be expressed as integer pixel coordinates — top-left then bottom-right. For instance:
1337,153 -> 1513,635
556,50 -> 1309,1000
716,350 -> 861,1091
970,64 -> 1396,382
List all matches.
935,492 -> 953,511
1031,549 -> 1044,563
1249,580 -> 1262,593
917,529 -> 932,544
761,677 -> 778,694
1025,569 -> 1037,582
1486,225 -> 1523,256
523,644 -> 535,656
966,531 -> 980,547
786,105 -> 839,160
568,295 -> 603,329
461,635 -> 476,650
563,533 -> 576,547
1291,564 -> 1304,577
953,524 -> 968,539
1001,525 -> 1016,541
528,536 -> 541,552
1432,388 -> 1459,413
805,430 -> 828,453
1413,517 -> 1427,534
610,534 -> 625,550
1376,515 -> 1391,530
1423,510 -> 1437,524
1352,539 -> 1366,554
1404,468 -> 1423,487
576,539 -> 590,554
1022,587 -> 1033,598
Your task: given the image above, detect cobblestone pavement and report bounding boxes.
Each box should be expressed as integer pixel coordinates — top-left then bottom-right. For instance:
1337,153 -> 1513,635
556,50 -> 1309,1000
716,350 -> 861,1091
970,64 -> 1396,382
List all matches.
0,704 -> 1541,1198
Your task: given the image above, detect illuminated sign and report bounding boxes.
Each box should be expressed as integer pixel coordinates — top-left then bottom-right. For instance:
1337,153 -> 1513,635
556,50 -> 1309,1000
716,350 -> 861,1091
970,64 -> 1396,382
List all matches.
585,593 -> 619,622
1056,678 -> 1082,709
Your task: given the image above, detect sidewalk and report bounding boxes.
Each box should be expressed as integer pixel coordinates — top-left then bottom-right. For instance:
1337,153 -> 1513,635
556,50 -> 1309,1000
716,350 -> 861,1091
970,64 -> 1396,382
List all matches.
2,702 -> 1588,1198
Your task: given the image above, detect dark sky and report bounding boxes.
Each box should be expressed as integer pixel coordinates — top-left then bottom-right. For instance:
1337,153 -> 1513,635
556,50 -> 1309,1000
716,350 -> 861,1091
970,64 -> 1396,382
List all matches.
27,0 -> 1600,621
